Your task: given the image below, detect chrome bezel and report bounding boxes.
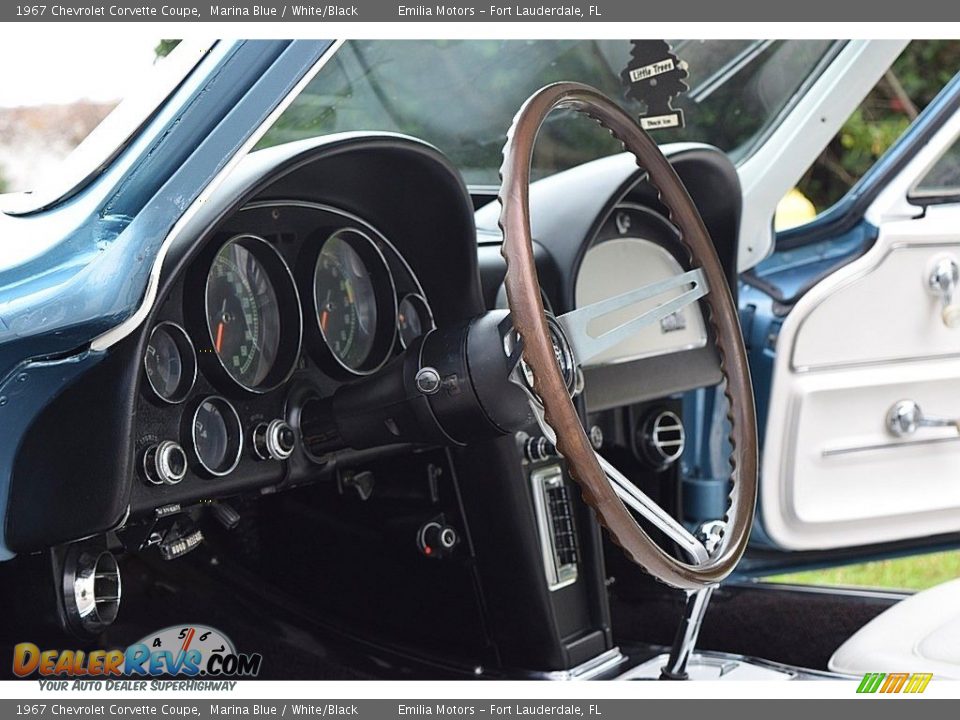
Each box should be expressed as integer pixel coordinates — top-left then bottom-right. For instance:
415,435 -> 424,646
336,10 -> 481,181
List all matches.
143,321 -> 197,405
397,292 -> 436,350
202,234 -> 303,395
189,395 -> 244,478
311,227 -> 398,377
142,440 -> 188,486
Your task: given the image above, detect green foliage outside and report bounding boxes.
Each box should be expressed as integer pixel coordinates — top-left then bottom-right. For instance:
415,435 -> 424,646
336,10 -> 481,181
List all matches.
798,40 -> 960,212
155,39 -> 180,58
767,550 -> 960,591
0,168 -> 7,194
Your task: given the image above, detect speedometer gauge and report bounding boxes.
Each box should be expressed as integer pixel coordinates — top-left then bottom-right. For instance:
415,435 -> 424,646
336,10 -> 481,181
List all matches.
311,228 -> 397,375
199,235 -> 302,394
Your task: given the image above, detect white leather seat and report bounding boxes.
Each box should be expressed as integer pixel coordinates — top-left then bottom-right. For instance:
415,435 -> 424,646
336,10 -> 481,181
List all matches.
829,578 -> 960,678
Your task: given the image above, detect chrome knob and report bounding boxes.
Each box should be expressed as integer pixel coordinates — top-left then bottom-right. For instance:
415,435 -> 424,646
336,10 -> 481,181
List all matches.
525,436 -> 557,462
886,399 -> 958,437
253,419 -> 296,460
928,257 -> 960,328
143,441 -> 187,485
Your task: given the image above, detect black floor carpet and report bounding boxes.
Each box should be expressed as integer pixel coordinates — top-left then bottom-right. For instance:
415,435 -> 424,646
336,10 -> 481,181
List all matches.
610,582 -> 899,671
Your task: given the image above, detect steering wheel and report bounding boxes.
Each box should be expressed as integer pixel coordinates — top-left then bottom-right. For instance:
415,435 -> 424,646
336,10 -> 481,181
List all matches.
498,83 -> 757,590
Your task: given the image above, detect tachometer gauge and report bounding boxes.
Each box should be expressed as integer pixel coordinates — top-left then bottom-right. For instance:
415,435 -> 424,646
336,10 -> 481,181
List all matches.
397,293 -> 434,349
311,228 -> 397,375
144,322 -> 196,403
201,235 -> 302,394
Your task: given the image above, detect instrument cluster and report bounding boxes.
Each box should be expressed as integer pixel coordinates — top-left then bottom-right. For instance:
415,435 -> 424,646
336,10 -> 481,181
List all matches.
134,202 -> 434,505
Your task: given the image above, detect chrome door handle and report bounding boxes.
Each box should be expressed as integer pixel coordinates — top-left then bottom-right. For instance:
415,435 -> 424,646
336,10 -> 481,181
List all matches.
928,257 -> 960,328
886,399 -> 960,437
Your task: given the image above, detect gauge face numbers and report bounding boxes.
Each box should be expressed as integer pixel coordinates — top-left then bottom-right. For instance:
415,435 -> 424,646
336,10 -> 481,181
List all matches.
397,294 -> 434,349
190,396 -> 242,477
205,238 -> 286,392
144,323 -> 196,403
313,229 -> 396,374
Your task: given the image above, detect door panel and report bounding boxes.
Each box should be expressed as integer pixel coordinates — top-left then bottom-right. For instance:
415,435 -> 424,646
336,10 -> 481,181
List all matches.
762,217 -> 960,550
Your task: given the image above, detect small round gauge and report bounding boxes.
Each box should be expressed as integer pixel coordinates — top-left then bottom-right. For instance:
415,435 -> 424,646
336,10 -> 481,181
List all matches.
312,228 -> 397,375
203,235 -> 301,393
188,396 -> 242,477
144,322 -> 196,403
397,293 -> 434,349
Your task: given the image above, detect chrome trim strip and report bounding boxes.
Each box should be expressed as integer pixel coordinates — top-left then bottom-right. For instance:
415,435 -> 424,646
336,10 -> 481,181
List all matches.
821,433 -> 960,457
523,647 -> 627,681
90,40 -> 345,353
746,581 -> 911,602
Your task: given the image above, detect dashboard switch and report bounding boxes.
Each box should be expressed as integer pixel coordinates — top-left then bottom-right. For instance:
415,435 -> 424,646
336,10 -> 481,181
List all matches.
525,436 -> 558,463
143,441 -> 188,485
418,520 -> 459,558
253,419 -> 296,461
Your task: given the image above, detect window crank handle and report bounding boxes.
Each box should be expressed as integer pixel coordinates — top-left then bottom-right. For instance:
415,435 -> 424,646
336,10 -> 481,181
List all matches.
886,399 -> 960,437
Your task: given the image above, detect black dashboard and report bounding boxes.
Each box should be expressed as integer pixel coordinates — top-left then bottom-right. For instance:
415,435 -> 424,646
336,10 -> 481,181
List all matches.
7,134 -> 482,552
131,201 -> 437,515
5,131 -> 741,672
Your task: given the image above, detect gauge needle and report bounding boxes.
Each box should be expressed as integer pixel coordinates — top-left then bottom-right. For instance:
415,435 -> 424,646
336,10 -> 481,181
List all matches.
215,322 -> 224,353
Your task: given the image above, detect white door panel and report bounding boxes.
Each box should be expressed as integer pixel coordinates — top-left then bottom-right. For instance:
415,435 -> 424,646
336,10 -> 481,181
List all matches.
793,243 -> 960,370
763,214 -> 960,550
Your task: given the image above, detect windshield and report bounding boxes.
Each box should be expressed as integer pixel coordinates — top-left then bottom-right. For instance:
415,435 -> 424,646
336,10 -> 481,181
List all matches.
261,40 -> 838,186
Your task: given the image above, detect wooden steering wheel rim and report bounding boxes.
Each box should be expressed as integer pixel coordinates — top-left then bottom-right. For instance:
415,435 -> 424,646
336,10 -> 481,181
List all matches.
498,82 -> 758,590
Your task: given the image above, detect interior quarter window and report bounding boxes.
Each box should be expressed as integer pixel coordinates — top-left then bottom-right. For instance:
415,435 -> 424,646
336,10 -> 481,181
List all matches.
909,133 -> 960,205
776,40 -> 960,232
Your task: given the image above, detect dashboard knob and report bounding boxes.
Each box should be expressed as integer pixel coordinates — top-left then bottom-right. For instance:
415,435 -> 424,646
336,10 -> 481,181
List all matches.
524,436 -> 558,462
143,441 -> 187,485
418,521 -> 459,558
253,419 -> 296,461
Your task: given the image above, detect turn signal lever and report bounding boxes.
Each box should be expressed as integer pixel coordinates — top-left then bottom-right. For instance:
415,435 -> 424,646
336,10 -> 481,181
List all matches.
299,311 -> 535,457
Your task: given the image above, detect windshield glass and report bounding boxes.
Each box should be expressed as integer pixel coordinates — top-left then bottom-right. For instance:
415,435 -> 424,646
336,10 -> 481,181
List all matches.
261,40 -> 838,186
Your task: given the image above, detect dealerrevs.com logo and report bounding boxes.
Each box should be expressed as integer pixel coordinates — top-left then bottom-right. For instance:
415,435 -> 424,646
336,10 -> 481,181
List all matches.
13,625 -> 262,681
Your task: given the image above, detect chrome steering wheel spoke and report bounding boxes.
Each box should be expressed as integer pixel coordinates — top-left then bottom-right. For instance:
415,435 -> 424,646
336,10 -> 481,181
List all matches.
521,389 -> 709,567
556,268 -> 708,366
